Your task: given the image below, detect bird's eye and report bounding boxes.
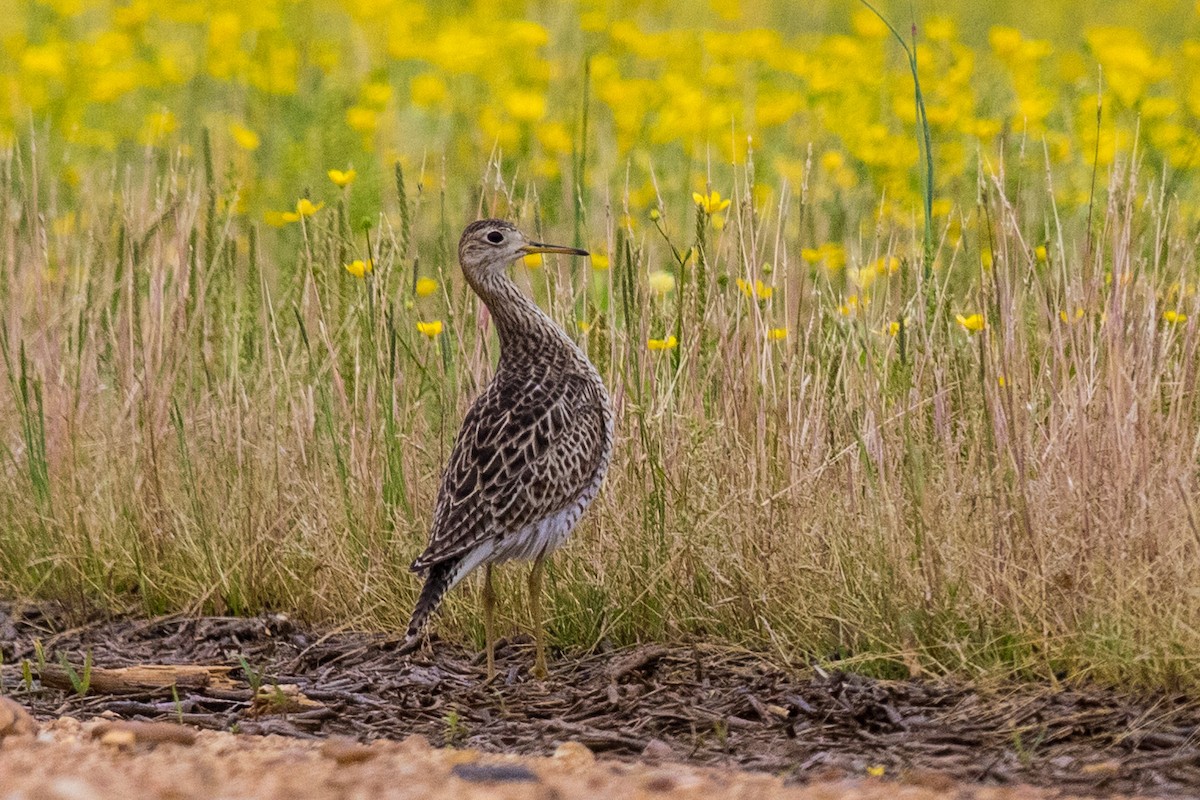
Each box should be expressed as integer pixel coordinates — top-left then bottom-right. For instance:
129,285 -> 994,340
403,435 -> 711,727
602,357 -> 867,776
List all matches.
486,231 -> 504,244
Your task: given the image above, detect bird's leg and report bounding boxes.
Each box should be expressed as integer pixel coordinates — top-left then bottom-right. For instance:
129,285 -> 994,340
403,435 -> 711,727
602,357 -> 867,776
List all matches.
482,564 -> 497,681
528,555 -> 548,679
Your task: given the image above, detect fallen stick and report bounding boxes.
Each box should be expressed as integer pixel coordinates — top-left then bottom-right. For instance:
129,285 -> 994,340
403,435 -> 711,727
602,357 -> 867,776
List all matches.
38,664 -> 238,694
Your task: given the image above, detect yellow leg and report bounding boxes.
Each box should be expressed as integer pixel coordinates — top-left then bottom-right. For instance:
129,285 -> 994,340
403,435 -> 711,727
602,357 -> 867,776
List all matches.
528,555 -> 548,679
482,565 -> 497,681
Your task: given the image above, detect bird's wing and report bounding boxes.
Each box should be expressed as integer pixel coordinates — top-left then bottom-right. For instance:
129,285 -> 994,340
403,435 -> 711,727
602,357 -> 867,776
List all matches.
410,371 -> 608,571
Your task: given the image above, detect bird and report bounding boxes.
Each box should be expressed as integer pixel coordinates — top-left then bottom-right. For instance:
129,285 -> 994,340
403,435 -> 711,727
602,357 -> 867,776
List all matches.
397,219 -> 614,680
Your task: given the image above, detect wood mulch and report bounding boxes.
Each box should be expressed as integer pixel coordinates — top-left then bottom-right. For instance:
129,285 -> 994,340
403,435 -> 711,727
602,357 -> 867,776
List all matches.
1,602 -> 1198,798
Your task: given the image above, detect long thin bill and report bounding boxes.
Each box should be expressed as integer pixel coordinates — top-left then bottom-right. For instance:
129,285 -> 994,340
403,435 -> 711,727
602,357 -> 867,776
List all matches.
522,242 -> 590,256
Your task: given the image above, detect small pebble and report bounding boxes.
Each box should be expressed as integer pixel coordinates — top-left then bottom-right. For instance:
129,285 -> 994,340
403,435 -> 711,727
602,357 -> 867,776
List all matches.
45,777 -> 97,800
552,740 -> 594,768
451,763 -> 539,783
641,738 -> 673,762
98,728 -> 137,748
0,697 -> 37,739
642,773 -> 675,792
320,736 -> 376,765
399,733 -> 431,753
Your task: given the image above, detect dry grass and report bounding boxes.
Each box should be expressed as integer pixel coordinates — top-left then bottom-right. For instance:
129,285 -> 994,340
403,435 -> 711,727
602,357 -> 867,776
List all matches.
1,138 -> 1198,689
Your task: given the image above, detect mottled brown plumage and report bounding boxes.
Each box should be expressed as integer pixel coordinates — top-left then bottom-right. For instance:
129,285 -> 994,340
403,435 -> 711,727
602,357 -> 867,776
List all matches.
398,220 -> 613,678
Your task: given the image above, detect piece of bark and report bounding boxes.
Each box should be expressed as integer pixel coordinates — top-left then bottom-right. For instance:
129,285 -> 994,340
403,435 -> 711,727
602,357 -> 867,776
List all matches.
250,684 -> 326,716
604,645 -> 669,682
39,664 -> 237,694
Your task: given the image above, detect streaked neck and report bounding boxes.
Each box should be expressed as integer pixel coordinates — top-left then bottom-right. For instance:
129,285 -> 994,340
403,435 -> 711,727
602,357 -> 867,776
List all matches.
466,268 -> 561,358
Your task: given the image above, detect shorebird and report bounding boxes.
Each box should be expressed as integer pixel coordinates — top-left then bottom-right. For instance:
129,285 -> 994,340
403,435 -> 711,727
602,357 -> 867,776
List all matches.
397,219 -> 614,679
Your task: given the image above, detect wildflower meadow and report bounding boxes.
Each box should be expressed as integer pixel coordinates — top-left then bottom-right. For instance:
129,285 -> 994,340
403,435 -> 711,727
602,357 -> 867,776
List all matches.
2,0 -> 1200,687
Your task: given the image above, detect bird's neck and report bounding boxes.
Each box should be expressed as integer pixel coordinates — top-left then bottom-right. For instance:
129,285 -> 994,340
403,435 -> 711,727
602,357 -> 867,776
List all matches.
466,269 -> 566,361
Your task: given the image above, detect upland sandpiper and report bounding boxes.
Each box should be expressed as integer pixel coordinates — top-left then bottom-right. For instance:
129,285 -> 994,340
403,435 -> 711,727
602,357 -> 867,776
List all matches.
397,219 -> 614,679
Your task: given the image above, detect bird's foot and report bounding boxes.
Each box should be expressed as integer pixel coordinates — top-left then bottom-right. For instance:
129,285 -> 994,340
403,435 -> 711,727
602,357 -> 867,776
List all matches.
393,634 -> 422,656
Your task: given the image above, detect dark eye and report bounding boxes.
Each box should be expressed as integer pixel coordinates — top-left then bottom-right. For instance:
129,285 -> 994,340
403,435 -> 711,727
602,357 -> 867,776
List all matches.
486,231 -> 504,244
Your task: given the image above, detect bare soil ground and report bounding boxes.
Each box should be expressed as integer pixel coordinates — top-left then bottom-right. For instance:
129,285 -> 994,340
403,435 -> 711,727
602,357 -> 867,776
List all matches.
1,603 -> 1198,799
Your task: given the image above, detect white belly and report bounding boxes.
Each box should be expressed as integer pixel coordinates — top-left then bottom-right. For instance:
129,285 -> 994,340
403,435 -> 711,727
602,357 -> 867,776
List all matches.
490,478 -> 602,564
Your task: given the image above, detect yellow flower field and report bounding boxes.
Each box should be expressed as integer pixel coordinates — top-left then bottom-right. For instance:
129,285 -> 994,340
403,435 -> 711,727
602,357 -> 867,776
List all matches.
2,0 -> 1200,688
4,0 -> 1199,223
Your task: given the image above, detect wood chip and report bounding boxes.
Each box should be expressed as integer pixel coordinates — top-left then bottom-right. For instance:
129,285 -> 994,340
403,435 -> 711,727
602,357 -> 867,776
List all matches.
250,684 -> 326,716
1079,759 -> 1122,776
320,736 -> 376,764
91,720 -> 198,747
604,645 -> 669,682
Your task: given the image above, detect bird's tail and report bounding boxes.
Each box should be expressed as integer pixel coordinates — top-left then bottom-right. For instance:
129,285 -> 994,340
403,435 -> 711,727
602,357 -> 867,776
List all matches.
396,558 -> 459,655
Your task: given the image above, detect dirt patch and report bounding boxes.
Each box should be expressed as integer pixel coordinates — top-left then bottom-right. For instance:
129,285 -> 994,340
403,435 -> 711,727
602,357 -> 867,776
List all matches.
1,718 -> 1125,800
1,603 -> 1198,798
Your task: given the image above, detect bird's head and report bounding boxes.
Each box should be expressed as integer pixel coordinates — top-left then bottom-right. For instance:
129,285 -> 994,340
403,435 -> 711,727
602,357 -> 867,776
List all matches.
458,219 -> 588,281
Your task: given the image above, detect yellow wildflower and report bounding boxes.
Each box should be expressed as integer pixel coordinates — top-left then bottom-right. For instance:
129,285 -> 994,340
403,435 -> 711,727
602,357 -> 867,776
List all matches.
886,321 -> 901,337
523,253 -> 543,269
820,151 -> 844,173
590,253 -> 610,270
647,335 -> 678,351
802,243 -> 847,270
956,313 -> 986,332
648,270 -> 676,295
361,81 -> 393,107
537,122 -> 573,155
504,89 -> 547,122
1035,245 -> 1048,262
346,106 -> 378,133
295,198 -> 324,217
837,295 -> 867,317
736,278 -> 773,301
416,320 -> 444,338
692,190 -> 731,215
852,8 -> 889,38
874,256 -> 901,276
989,26 -> 1023,59
344,259 -> 372,278
767,327 -> 788,341
138,110 -> 176,146
1164,310 -> 1188,324
821,243 -> 847,271
229,123 -> 260,151
21,43 -> 66,78
1059,307 -> 1084,323
410,74 -> 448,108
415,277 -> 438,297
866,765 -> 885,778
577,319 -> 593,334
328,168 -> 357,187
